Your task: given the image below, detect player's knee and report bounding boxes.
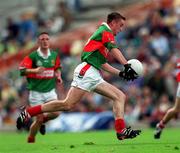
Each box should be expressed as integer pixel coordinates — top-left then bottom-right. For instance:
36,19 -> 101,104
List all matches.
115,92 -> 126,103
121,93 -> 126,102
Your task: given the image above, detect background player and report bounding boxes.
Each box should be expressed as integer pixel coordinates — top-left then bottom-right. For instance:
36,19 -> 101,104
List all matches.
17,12 -> 141,140
154,58 -> 180,139
19,32 -> 63,143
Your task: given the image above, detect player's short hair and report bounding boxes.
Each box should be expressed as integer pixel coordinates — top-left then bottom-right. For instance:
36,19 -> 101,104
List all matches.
38,32 -> 49,37
107,12 -> 126,23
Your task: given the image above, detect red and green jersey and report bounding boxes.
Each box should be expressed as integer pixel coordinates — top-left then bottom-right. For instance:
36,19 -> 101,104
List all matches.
19,50 -> 61,92
81,22 -> 118,69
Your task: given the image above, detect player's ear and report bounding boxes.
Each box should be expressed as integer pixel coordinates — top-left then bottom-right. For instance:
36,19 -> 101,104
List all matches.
111,20 -> 116,25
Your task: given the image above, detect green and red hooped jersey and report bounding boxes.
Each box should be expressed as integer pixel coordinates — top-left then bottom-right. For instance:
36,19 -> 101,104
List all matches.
81,22 -> 118,69
177,58 -> 180,82
19,50 -> 61,92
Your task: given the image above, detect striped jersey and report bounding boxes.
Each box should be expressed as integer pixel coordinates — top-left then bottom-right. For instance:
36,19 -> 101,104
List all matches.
81,22 -> 118,69
19,49 -> 61,92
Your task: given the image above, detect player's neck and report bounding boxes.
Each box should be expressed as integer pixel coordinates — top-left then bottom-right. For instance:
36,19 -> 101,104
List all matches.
108,23 -> 115,35
40,48 -> 48,56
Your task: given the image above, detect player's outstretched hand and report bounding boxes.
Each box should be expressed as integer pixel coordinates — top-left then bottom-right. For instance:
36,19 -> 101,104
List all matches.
119,64 -> 138,81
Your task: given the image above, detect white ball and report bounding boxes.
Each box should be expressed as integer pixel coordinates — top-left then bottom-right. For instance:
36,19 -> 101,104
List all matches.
127,59 -> 143,76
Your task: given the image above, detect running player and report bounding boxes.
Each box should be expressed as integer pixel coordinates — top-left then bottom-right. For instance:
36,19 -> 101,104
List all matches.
19,32 -> 63,143
154,58 -> 180,139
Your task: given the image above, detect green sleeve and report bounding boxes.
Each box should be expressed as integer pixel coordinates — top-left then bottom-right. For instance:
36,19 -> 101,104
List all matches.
104,42 -> 118,51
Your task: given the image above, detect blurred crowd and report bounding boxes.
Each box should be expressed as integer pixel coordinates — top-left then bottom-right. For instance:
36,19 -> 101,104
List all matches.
0,1 -> 73,57
0,0 -> 180,129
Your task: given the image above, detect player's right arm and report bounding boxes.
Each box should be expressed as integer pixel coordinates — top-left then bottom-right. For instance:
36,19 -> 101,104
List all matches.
103,36 -> 137,80
104,38 -> 137,80
101,30 -> 137,81
102,31 -> 127,65
19,56 -> 44,76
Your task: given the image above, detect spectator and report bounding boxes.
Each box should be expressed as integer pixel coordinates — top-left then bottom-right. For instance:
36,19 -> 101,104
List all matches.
5,17 -> 19,42
150,30 -> 170,63
58,1 -> 73,32
18,12 -> 37,45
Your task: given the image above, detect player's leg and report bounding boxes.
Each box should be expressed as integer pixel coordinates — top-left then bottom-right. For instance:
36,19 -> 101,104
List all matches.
39,112 -> 60,135
94,81 -> 141,140
17,61 -> 90,129
27,91 -> 45,143
154,83 -> 180,139
28,112 -> 60,143
94,82 -> 125,119
161,97 -> 180,124
154,96 -> 180,139
16,87 -> 87,129
28,112 -> 60,140
38,90 -> 61,135
27,114 -> 44,143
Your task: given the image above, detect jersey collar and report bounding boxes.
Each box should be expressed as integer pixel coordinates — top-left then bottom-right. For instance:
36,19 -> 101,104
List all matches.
37,47 -> 51,59
101,22 -> 112,31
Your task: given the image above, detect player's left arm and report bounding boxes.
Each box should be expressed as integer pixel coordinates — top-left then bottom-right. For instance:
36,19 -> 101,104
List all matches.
103,31 -> 136,80
54,55 -> 63,84
102,31 -> 127,65
55,69 -> 63,84
54,55 -> 65,98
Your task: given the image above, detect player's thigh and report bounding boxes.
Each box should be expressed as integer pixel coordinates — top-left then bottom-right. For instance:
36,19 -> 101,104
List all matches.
65,87 -> 88,105
94,81 -> 125,101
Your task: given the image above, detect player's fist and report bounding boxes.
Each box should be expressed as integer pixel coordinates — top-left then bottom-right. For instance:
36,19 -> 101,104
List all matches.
54,72 -> 63,84
35,67 -> 45,73
58,78 -> 63,84
119,64 -> 138,81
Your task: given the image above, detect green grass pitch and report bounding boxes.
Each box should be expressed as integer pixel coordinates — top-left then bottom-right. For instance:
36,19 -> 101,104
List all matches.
0,128 -> 179,153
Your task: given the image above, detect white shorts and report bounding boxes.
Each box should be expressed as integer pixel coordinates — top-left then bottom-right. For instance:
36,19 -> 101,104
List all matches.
29,89 -> 57,106
176,83 -> 180,98
71,62 -> 105,92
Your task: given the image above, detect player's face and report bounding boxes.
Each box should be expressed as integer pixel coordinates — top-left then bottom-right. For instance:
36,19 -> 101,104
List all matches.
113,19 -> 125,36
38,34 -> 50,49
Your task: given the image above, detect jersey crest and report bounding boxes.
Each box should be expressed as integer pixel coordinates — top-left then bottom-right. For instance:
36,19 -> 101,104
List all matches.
51,59 -> 55,66
37,60 -> 43,66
